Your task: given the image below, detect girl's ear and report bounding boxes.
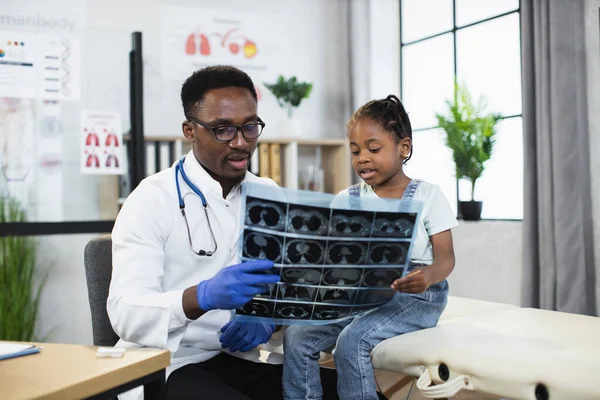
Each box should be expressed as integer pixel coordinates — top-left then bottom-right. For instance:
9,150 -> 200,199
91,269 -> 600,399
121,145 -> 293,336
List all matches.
399,137 -> 412,160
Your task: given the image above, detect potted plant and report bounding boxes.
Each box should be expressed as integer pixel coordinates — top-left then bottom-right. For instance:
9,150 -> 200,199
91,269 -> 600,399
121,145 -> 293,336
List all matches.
435,82 -> 503,220
264,75 -> 312,136
0,195 -> 45,341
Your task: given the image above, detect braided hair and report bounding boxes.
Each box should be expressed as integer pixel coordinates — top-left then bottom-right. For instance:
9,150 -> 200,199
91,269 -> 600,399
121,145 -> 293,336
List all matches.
347,95 -> 413,164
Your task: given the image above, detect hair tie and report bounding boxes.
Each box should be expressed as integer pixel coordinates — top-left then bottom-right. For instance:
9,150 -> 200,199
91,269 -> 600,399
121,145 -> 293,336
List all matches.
385,94 -> 401,106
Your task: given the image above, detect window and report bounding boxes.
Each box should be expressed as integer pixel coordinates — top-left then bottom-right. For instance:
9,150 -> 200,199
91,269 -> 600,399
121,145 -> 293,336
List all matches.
455,0 -> 519,27
401,0 -> 454,43
456,13 -> 522,117
400,0 -> 523,220
401,34 -> 454,130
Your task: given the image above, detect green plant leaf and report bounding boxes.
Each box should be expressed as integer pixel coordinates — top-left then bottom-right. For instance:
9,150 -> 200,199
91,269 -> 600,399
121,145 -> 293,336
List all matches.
0,196 -> 45,341
263,75 -> 313,114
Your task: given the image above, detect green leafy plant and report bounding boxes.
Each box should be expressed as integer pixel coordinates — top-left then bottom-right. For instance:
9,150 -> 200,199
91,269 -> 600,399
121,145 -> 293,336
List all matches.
0,196 -> 45,341
436,81 -> 503,201
264,75 -> 313,118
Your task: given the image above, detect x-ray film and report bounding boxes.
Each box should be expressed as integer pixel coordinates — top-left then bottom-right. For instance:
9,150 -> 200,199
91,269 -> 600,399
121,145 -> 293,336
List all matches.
236,182 -> 423,325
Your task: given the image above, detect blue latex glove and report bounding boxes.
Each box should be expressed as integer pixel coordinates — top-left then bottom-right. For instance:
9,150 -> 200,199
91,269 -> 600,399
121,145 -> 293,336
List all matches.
219,320 -> 276,352
196,260 -> 279,311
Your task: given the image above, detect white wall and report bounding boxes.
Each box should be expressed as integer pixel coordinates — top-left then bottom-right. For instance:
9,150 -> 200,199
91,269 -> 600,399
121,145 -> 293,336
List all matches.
88,0 -> 352,140
349,0 -> 401,107
449,221 -> 523,306
0,0 -> 352,344
584,0 -> 600,315
368,0 -> 401,100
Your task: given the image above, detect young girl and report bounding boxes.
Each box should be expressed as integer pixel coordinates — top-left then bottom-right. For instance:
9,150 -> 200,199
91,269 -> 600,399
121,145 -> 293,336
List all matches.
282,95 -> 458,400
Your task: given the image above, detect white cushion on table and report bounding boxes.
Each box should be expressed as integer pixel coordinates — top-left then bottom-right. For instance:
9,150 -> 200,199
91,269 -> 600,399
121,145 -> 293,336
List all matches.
371,305 -> 600,400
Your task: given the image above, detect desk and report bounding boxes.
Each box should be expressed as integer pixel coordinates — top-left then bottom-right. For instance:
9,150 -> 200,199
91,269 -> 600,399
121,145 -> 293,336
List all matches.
0,341 -> 170,400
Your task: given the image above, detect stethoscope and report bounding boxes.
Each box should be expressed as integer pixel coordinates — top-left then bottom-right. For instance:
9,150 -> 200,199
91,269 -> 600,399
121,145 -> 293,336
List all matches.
175,156 -> 218,256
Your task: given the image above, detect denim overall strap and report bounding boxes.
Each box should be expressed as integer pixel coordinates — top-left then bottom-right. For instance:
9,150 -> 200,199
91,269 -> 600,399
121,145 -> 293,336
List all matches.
400,179 -> 421,201
399,179 -> 421,213
348,184 -> 362,211
349,181 -> 421,199
348,184 -> 361,197
401,179 -> 422,271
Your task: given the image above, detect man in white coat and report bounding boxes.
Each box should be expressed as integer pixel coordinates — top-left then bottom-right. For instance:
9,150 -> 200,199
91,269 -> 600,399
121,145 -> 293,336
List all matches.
107,65 -> 339,400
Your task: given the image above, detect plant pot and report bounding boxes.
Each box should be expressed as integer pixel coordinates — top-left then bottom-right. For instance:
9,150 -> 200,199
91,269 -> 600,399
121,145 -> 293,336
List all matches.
459,201 -> 482,221
277,117 -> 300,137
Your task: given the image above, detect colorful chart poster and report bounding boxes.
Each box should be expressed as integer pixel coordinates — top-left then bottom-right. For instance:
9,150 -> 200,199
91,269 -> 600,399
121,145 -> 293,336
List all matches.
0,31 -> 37,98
0,31 -> 80,100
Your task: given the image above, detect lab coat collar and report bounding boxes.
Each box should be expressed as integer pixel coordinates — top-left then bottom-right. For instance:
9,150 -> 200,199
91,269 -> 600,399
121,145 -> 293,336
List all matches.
181,151 -> 248,199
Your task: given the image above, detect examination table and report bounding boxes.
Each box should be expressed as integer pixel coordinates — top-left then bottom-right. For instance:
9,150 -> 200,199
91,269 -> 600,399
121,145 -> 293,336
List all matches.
369,296 -> 600,399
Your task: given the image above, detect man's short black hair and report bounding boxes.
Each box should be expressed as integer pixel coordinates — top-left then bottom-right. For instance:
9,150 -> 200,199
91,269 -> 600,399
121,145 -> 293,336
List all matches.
181,65 -> 257,119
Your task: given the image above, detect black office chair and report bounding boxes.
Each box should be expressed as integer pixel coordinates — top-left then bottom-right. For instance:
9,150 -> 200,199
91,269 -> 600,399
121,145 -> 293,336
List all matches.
83,234 -> 120,347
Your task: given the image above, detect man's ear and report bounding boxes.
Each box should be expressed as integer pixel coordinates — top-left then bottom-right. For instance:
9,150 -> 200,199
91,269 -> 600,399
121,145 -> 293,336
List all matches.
182,121 -> 195,142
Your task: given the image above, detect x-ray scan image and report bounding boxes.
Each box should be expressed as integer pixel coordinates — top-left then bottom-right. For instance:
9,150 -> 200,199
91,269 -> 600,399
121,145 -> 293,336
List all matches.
253,282 -> 278,299
277,284 -> 318,302
287,204 -> 330,236
367,242 -> 409,265
279,267 -> 322,285
275,302 -> 313,319
239,181 -> 423,325
312,305 -> 351,321
356,289 -> 395,305
285,238 -> 326,264
326,241 -> 367,265
237,299 -> 275,318
372,212 -> 417,238
328,209 -> 374,238
245,197 -> 287,231
321,267 -> 362,287
317,288 -> 357,305
361,268 -> 404,288
243,230 -> 283,263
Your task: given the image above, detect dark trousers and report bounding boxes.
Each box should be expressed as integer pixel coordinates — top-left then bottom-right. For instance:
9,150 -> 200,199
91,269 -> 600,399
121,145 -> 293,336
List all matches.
165,352 -> 340,400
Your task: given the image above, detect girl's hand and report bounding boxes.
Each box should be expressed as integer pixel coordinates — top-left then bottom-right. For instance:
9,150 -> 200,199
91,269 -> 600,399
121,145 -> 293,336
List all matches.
391,268 -> 433,293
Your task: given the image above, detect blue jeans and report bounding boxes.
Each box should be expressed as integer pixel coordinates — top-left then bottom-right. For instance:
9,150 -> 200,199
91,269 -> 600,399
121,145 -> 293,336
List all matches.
282,279 -> 449,400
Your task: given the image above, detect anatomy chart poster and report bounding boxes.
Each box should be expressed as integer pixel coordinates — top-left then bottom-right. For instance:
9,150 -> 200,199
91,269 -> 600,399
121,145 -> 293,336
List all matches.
236,182 -> 423,325
80,110 -> 123,175
35,35 -> 81,101
155,6 -> 290,139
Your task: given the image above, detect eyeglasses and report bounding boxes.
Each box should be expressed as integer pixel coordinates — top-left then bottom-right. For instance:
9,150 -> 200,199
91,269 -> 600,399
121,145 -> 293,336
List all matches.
188,117 -> 265,142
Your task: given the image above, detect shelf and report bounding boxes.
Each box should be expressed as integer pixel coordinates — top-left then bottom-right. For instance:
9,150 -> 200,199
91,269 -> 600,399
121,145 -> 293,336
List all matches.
260,138 -> 347,146
133,136 -> 347,147
254,139 -> 351,194
124,136 -> 352,195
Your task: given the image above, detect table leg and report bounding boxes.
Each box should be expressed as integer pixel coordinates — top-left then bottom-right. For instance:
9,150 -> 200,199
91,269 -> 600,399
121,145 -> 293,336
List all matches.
144,369 -> 166,400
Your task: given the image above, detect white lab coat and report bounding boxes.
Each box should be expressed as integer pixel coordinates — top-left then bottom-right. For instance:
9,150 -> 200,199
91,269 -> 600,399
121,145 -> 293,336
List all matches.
107,151 -> 283,400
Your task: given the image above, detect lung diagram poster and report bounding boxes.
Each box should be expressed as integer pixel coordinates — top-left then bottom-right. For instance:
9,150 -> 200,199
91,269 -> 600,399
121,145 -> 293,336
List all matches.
80,110 -> 123,175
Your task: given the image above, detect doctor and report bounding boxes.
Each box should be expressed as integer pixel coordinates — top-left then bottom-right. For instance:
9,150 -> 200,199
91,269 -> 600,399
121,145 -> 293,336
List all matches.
108,65 -> 338,400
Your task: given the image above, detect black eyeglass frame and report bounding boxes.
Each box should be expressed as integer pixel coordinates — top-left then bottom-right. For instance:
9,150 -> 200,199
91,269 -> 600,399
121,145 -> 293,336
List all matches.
187,116 -> 266,142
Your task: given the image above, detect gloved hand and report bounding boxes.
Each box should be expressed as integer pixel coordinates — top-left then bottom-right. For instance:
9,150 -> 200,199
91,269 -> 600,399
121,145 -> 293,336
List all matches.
219,320 -> 276,352
196,260 -> 279,311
